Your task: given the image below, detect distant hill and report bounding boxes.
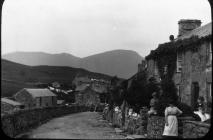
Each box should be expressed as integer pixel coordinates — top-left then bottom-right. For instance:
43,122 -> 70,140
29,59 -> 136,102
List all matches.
78,50 -> 143,78
2,52 -> 81,67
2,50 -> 143,79
1,59 -> 112,97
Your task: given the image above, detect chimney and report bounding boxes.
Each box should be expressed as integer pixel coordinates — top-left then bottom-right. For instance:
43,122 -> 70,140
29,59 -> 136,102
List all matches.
178,19 -> 201,37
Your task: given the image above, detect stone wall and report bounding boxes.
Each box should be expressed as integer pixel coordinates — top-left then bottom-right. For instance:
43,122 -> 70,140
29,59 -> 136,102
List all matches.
182,120 -> 210,138
147,116 -> 210,138
1,105 -> 104,138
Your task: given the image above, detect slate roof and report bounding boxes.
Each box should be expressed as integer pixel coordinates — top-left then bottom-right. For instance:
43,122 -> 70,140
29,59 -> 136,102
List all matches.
177,22 -> 212,40
18,88 -> 56,98
1,98 -> 22,106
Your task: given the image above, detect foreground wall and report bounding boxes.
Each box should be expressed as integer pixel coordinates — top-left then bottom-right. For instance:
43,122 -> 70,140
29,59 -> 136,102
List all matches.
1,105 -> 104,138
182,120 -> 210,138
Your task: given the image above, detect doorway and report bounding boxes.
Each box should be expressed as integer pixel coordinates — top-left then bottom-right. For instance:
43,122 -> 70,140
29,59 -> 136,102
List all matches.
191,82 -> 199,110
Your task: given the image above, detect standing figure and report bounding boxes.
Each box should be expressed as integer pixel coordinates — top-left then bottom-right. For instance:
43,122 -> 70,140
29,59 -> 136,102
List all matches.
194,106 -> 210,122
196,96 -> 204,111
163,100 -> 182,138
148,92 -> 159,116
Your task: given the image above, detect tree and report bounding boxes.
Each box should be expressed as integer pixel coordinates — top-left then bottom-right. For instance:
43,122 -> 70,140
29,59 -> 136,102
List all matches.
125,71 -> 151,112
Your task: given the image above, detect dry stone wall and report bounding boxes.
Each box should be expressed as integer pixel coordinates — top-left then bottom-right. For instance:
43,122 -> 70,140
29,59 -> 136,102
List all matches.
182,120 -> 210,138
1,105 -> 104,138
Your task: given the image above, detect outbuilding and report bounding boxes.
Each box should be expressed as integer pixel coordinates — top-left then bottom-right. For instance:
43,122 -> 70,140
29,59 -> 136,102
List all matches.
14,88 -> 57,109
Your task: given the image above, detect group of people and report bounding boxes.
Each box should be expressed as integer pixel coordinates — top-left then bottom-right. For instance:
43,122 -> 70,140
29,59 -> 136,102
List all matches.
162,96 -> 211,138
146,92 -> 211,138
103,94 -> 211,138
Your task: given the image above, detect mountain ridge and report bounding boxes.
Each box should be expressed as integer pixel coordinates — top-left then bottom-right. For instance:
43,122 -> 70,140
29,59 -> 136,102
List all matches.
2,49 -> 143,79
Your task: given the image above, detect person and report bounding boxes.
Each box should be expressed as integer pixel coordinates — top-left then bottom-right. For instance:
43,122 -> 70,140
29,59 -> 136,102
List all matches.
194,106 -> 210,122
196,96 -> 204,111
148,92 -> 159,116
163,100 -> 182,138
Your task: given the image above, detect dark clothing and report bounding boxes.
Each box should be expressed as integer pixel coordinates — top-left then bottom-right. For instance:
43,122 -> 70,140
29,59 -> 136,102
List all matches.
195,103 -> 204,111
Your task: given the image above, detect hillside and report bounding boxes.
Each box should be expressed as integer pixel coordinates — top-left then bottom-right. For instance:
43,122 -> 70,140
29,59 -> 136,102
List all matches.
1,59 -> 112,97
2,50 -> 143,79
79,50 -> 143,78
2,52 -> 80,67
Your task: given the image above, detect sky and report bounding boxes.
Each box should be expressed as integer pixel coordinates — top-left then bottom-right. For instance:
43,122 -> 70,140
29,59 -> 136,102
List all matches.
1,0 -> 211,58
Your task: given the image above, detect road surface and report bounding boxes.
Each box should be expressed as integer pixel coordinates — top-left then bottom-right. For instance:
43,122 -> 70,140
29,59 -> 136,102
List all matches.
19,112 -> 125,139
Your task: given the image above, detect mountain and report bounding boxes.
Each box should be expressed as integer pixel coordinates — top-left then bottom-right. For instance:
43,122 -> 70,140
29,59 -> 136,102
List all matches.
1,59 -> 112,97
2,50 -> 143,78
79,50 -> 143,78
2,52 -> 81,67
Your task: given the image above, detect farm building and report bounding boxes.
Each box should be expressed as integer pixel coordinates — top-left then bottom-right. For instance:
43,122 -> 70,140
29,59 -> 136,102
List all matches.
14,88 -> 57,109
1,98 -> 24,115
75,86 -> 100,107
72,76 -> 91,87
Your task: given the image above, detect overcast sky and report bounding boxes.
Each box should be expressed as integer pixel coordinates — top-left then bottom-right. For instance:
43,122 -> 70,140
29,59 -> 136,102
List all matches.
2,0 -> 211,57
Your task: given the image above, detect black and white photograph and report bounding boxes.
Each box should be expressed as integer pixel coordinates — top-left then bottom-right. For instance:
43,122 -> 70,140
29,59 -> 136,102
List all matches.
1,0 -> 212,139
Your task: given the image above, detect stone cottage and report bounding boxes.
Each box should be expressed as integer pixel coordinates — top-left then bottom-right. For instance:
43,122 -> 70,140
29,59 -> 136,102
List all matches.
175,20 -> 212,110
75,86 -> 100,107
14,88 -> 57,109
145,19 -> 212,110
1,98 -> 24,114
72,76 -> 91,87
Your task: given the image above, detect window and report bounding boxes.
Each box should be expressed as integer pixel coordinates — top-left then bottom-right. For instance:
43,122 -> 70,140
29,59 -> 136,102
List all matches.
208,83 -> 212,99
154,61 -> 158,75
208,42 -> 212,64
206,42 -> 212,72
176,85 -> 181,101
163,65 -> 168,75
177,52 -> 183,72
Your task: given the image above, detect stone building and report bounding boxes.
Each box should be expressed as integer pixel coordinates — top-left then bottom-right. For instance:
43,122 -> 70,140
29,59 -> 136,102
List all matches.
145,19 -> 212,110
75,86 -> 100,106
175,20 -> 212,110
72,76 -> 91,87
14,88 -> 57,109
1,98 -> 24,114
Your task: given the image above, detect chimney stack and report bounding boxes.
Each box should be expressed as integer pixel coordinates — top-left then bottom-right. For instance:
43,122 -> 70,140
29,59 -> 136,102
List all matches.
178,19 -> 201,37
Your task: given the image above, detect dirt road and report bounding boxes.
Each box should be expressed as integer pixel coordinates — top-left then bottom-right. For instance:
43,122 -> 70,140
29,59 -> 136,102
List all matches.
20,112 -> 125,139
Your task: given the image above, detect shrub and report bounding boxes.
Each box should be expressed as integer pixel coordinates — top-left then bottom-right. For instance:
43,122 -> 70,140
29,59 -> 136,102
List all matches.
155,98 -> 169,116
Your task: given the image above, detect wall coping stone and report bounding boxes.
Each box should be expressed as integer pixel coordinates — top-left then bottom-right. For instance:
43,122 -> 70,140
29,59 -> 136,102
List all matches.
183,120 -> 210,127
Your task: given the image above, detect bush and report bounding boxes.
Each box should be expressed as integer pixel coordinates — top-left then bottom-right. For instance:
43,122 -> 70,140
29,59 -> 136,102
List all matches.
155,98 -> 169,116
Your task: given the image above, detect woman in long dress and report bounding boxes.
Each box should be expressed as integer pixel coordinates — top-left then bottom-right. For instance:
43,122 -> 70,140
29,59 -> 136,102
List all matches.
163,100 -> 182,138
